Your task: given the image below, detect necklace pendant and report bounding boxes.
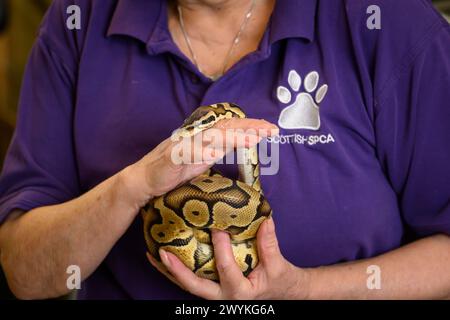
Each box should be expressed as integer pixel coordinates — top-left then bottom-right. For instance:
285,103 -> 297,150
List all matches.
177,0 -> 256,83
209,73 -> 222,81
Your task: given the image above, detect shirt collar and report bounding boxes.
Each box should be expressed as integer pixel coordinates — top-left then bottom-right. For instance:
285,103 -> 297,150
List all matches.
106,0 -> 163,45
106,0 -> 317,53
269,0 -> 317,43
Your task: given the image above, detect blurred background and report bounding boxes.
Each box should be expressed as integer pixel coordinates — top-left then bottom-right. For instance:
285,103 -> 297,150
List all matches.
0,0 -> 449,300
0,0 -> 52,171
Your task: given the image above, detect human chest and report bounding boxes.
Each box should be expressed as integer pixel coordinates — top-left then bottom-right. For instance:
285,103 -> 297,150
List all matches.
73,36 -> 404,265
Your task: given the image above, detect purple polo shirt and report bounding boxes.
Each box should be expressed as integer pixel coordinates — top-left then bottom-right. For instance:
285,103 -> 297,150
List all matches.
0,0 -> 449,299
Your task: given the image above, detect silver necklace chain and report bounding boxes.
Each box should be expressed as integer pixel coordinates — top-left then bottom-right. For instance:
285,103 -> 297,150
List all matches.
177,0 -> 256,81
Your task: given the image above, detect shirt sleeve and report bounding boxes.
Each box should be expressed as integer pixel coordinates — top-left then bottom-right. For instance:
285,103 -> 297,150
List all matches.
0,3 -> 81,224
374,21 -> 450,238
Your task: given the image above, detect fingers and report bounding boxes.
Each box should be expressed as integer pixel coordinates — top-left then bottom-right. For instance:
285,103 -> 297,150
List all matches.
170,118 -> 279,166
213,118 -> 278,135
256,218 -> 282,268
211,230 -> 247,293
158,249 -> 221,300
208,118 -> 279,150
204,128 -> 261,151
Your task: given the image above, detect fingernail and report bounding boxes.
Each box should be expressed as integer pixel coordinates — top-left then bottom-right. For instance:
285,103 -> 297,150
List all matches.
159,249 -> 171,268
211,229 -> 227,244
211,229 -> 221,235
211,229 -> 219,242
266,217 -> 275,233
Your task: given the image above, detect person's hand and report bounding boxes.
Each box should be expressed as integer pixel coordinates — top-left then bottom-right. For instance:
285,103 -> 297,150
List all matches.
147,217 -> 311,300
120,118 -> 278,207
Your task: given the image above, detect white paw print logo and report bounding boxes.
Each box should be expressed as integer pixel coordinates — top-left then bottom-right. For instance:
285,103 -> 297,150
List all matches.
277,70 -> 328,130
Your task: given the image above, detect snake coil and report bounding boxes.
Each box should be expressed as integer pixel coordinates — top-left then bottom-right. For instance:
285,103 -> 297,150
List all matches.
142,103 -> 272,281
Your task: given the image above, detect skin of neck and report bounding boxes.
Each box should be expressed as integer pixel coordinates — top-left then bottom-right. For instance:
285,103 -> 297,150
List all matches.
170,0 -> 275,77
174,0 -> 257,43
176,0 -> 254,15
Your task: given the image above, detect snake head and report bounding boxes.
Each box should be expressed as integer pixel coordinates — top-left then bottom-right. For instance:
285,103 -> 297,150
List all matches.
172,103 -> 246,138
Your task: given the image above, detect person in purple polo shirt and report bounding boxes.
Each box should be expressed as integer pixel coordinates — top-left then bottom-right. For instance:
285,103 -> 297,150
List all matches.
0,0 -> 449,300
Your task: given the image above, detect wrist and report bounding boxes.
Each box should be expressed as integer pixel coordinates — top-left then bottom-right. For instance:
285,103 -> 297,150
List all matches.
299,267 -> 317,300
300,266 -> 332,300
293,267 -> 313,300
283,264 -> 313,300
117,164 -> 154,210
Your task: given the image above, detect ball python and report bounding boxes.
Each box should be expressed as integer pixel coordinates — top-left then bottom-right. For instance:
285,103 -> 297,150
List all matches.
142,103 -> 272,281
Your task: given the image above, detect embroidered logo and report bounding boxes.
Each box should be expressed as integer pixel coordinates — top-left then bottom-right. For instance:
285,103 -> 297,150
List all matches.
277,70 -> 328,130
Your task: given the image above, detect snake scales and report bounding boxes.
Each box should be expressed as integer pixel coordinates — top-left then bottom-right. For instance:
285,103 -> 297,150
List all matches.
142,103 -> 272,281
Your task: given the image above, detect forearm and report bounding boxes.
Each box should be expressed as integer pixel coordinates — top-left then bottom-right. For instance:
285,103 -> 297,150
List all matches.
304,234 -> 450,299
0,165 -> 148,299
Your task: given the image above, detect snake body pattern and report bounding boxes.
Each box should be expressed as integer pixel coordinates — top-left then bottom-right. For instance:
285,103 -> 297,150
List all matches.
142,103 -> 272,281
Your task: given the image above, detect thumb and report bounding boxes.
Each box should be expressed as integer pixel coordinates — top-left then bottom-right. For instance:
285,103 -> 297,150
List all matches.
256,217 -> 282,266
